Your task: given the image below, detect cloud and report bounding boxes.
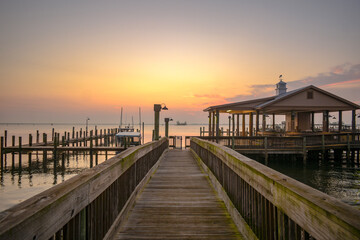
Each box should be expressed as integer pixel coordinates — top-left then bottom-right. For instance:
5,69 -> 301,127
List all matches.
289,63 -> 360,89
226,63 -> 360,103
225,84 -> 274,102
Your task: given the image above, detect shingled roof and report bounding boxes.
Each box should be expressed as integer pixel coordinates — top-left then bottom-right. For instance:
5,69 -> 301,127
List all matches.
204,85 -> 360,114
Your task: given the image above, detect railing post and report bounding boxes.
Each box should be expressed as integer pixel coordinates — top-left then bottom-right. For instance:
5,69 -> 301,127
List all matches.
232,136 -> 235,150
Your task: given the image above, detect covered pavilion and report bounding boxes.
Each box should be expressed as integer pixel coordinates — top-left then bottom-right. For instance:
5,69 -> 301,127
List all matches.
204,79 -> 360,137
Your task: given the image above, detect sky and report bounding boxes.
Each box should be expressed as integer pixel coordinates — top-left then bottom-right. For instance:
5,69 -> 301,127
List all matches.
1,0 -> 360,124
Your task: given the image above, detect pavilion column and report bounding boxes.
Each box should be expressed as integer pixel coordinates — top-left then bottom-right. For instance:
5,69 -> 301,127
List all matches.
262,113 -> 266,134
338,110 -> 342,132
272,113 -> 275,130
291,111 -> 296,132
249,112 -> 253,136
236,114 -> 240,136
208,112 -> 212,136
323,110 -> 329,132
216,110 -> 220,138
352,110 -> 356,133
232,114 -> 235,136
311,112 -> 315,132
242,114 -> 246,136
255,111 -> 259,136
212,111 -> 216,137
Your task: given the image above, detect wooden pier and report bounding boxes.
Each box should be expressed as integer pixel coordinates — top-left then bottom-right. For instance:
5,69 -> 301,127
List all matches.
115,149 -> 242,239
1,137 -> 360,240
185,133 -> 360,161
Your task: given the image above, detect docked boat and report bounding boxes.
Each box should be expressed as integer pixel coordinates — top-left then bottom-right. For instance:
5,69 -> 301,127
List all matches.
116,126 -> 141,147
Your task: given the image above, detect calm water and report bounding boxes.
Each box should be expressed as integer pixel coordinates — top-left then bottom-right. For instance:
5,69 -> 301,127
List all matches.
0,123 -> 204,212
251,154 -> 360,209
1,123 -> 359,212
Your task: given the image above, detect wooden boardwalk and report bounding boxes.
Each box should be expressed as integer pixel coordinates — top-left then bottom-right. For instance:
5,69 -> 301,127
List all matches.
114,149 -> 243,239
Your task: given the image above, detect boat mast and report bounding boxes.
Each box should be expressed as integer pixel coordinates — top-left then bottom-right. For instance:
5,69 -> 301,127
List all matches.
120,107 -> 123,128
139,107 -> 142,132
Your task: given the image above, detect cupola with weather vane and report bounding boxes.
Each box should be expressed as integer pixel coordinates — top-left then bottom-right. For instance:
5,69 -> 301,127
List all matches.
276,75 -> 287,95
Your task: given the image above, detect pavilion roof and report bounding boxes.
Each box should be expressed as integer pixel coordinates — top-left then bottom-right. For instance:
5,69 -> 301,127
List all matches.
204,85 -> 360,114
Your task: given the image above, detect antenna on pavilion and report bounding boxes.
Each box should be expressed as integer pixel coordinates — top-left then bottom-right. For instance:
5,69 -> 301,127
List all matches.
132,116 -> 134,128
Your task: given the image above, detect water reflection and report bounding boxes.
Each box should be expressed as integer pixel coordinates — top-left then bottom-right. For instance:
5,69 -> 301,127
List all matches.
250,153 -> 360,209
0,149 -> 117,212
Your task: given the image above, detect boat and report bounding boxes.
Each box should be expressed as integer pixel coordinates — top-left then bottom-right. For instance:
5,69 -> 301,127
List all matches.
116,107 -> 143,147
176,121 -> 187,125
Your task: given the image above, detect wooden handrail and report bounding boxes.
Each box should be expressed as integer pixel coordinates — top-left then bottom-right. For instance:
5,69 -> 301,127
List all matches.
0,138 -> 168,240
190,137 -> 360,239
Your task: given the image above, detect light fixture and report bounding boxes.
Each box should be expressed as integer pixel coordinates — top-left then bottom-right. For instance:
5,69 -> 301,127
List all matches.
161,103 -> 168,110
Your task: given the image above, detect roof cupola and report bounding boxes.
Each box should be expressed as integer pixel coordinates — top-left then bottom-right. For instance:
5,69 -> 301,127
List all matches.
276,75 -> 287,95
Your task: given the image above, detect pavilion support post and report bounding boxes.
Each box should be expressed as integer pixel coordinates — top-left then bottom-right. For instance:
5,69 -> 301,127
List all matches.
255,111 -> 259,136
236,114 -> 240,136
208,112 -> 212,136
338,110 -> 343,132
272,113 -> 275,130
212,111 -> 216,137
352,110 -> 356,133
262,113 -> 266,134
216,110 -> 220,142
291,111 -> 296,132
242,114 -> 246,136
232,114 -> 235,136
323,110 -> 329,132
311,112 -> 315,132
249,112 -> 253,136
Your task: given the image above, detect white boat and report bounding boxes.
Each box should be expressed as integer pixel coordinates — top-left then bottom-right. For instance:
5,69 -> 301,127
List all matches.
116,129 -> 141,147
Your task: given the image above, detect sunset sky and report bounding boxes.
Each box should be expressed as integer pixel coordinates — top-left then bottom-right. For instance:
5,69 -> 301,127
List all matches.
1,0 -> 360,124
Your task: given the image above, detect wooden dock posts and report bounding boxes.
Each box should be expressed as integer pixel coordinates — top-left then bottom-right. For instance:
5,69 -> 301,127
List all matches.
0,127 -> 122,174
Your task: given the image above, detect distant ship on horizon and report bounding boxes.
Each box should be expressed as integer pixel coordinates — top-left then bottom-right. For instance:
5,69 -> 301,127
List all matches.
176,121 -> 187,126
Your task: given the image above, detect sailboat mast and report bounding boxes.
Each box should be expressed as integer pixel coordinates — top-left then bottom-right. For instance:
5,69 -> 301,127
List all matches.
139,107 -> 141,132
120,107 -> 123,128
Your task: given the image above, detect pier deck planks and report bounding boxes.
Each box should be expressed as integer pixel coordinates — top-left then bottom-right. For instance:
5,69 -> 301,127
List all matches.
114,149 -> 243,239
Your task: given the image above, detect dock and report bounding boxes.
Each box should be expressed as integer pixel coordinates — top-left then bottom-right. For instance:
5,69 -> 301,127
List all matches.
115,149 -> 242,239
185,133 -> 360,161
0,137 -> 360,240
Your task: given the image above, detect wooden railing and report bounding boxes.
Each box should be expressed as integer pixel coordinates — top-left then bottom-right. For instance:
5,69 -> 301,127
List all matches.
187,133 -> 360,151
0,138 -> 168,240
190,137 -> 360,240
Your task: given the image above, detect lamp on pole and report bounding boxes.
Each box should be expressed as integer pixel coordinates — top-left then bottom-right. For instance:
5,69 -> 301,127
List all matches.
86,117 -> 90,137
154,103 -> 168,140
164,118 -> 173,137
